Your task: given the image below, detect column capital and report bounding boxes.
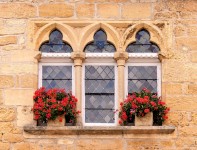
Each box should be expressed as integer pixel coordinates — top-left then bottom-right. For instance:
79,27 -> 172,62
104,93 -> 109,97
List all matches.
71,51 -> 86,66
114,51 -> 129,66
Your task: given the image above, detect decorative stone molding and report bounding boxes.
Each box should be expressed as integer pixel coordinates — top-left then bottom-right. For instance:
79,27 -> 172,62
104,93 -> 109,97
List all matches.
24,125 -> 175,135
128,53 -> 158,58
114,51 -> 129,66
86,53 -> 114,58
71,51 -> 86,66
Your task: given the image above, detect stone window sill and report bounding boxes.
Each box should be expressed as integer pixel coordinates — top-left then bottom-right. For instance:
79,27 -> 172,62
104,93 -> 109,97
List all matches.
23,125 -> 175,135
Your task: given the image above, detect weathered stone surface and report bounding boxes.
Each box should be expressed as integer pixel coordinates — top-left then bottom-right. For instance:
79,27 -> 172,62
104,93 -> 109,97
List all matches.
0,122 -> 14,133
122,3 -> 151,19
0,75 -> 15,88
188,84 -> 197,94
166,96 -> 197,111
17,106 -> 34,127
0,107 -> 15,121
3,133 -> 24,143
0,36 -> 17,46
41,145 -> 63,150
13,143 -> 30,150
179,126 -> 197,136
0,142 -> 10,150
18,74 -> 37,88
4,89 -> 34,106
191,52 -> 197,63
0,4 -> 36,18
58,139 -> 74,145
0,90 -> 3,104
76,139 -> 123,150
39,4 -> 74,17
188,26 -> 197,36
97,4 -> 119,18
176,38 -> 197,51
85,0 -> 128,2
164,83 -> 182,95
76,4 -> 94,18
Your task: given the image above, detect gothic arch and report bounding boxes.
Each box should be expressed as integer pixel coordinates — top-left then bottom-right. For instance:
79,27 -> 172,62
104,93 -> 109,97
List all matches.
122,23 -> 165,53
34,23 -> 77,51
79,23 -> 120,51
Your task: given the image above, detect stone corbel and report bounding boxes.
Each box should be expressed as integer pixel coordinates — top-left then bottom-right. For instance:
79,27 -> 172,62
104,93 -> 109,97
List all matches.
114,51 -> 129,66
34,51 -> 41,61
71,51 -> 86,66
158,49 -> 174,62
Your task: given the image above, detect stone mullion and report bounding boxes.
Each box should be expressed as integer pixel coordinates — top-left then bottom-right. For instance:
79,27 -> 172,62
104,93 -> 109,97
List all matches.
114,52 -> 128,125
71,52 -> 85,126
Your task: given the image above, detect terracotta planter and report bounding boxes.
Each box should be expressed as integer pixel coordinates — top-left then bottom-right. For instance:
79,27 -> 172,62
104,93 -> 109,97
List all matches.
47,116 -> 65,127
135,112 -> 153,126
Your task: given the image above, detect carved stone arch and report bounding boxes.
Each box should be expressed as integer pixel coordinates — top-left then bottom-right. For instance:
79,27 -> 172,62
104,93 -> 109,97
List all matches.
79,23 -> 120,52
122,23 -> 165,54
34,23 -> 77,51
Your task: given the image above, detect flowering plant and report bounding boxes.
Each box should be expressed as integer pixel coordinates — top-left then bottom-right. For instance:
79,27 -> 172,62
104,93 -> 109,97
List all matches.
119,88 -> 170,125
32,87 -> 80,124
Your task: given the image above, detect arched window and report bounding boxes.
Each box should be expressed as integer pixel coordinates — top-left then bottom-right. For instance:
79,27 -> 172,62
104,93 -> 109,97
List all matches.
126,29 -> 161,95
83,29 -> 117,126
39,29 -> 73,92
84,29 -> 116,53
126,29 -> 159,53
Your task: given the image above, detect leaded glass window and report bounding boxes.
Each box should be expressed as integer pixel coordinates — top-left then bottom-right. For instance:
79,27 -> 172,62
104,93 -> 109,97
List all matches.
84,29 -> 116,53
128,65 -> 158,94
126,29 -> 159,53
85,65 -> 115,123
42,65 -> 72,91
39,29 -> 73,53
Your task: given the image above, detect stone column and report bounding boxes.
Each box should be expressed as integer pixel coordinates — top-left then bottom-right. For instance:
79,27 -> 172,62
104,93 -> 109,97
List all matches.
114,51 -> 128,112
71,52 -> 85,126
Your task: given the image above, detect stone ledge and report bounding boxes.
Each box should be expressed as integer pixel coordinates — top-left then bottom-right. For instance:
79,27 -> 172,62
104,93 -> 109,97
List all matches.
23,125 -> 175,135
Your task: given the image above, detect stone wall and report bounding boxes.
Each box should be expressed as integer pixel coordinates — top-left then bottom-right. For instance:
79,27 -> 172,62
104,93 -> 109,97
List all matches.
0,0 -> 197,150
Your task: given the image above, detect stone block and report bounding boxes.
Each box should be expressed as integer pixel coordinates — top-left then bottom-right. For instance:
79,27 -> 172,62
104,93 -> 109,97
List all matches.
0,36 -> 17,46
85,0 -> 128,2
0,63 -> 37,74
97,4 -> 119,18
0,142 -> 10,150
41,144 -> 63,150
188,84 -> 197,94
0,90 -> 3,104
122,3 -> 151,19
164,83 -> 182,95
13,143 -> 32,150
176,38 -> 197,51
39,4 -> 74,17
58,139 -> 74,145
3,133 -> 24,143
0,122 -> 14,133
0,107 -> 15,121
0,4 -> 36,18
179,126 -> 197,136
166,96 -> 197,111
10,50 -> 37,62
4,89 -> 34,106
18,74 -> 37,88
191,52 -> 197,62
17,106 -> 34,127
189,26 -> 197,36
76,4 -> 94,18
0,75 -> 15,88
76,139 -> 123,150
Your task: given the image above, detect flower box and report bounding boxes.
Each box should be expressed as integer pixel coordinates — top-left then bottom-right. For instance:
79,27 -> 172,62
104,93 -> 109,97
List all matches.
135,112 -> 153,126
47,115 -> 65,127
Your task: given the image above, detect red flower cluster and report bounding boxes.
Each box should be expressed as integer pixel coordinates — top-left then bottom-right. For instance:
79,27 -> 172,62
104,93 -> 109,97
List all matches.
119,88 -> 170,125
32,87 -> 80,123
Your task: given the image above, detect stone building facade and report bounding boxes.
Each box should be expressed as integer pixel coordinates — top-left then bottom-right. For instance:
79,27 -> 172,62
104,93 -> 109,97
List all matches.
0,0 -> 197,149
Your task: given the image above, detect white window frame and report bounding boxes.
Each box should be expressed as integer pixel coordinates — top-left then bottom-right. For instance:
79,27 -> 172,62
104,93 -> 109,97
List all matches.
82,62 -> 118,126
38,62 -> 75,95
125,62 -> 161,97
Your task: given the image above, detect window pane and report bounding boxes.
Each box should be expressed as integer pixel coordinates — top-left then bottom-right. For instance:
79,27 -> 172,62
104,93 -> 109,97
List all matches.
128,66 -> 157,94
126,30 -> 159,53
84,29 -> 116,53
42,66 -> 72,91
39,30 -> 73,53
85,65 -> 115,123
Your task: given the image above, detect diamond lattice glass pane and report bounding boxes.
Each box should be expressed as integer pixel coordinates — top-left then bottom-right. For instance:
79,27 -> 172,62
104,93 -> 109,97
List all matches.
126,29 -> 159,53
85,95 -> 114,109
85,109 -> 114,123
128,66 -> 157,79
43,66 -> 72,79
39,29 -> 73,53
42,66 -> 72,91
128,80 -> 157,93
85,66 -> 114,79
43,80 -> 72,91
84,29 -> 116,53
